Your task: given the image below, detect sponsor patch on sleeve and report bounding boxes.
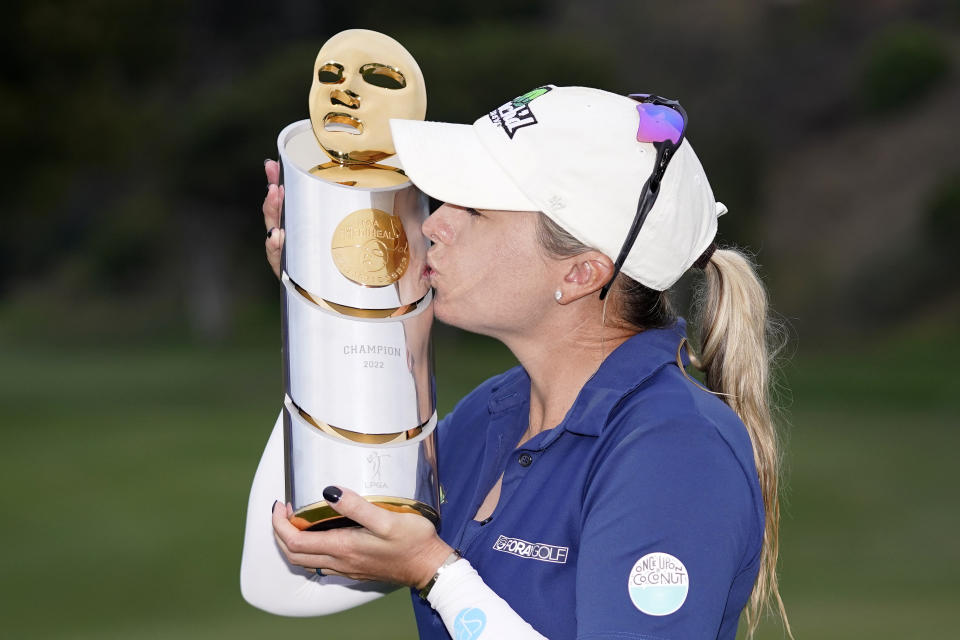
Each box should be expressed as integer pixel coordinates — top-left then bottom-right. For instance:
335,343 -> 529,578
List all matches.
453,607 -> 487,640
627,552 -> 689,616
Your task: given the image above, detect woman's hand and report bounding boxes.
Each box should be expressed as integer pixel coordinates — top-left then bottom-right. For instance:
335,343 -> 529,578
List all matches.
263,159 -> 285,279
272,486 -> 453,589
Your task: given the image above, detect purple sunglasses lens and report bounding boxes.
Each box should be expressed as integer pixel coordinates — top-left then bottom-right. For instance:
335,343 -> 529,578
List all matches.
635,103 -> 684,144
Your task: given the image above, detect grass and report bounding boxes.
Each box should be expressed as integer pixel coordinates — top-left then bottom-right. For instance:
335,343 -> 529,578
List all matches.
0,327 -> 956,638
747,327 -> 960,638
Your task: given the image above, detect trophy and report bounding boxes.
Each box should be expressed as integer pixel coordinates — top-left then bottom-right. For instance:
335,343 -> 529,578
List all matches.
277,29 -> 439,533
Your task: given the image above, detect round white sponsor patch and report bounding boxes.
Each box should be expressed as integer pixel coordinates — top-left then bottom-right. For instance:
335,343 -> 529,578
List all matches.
627,552 -> 689,616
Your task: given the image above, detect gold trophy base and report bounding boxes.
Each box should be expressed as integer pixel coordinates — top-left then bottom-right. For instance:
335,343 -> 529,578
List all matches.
290,496 -> 441,532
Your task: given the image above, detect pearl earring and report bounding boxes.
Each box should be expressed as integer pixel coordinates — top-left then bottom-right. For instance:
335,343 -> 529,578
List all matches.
554,289 -> 563,302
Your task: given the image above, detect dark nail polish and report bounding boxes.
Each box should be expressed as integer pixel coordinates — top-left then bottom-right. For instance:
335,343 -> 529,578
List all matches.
267,227 -> 274,239
316,568 -> 325,577
263,158 -> 271,166
323,486 -> 342,503
271,499 -> 278,513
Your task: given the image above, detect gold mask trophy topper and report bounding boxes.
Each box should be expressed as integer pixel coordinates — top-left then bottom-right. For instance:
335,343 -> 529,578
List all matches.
308,29 -> 426,185
274,29 -> 438,563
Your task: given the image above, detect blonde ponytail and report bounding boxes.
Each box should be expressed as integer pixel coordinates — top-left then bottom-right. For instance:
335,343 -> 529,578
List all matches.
692,248 -> 792,639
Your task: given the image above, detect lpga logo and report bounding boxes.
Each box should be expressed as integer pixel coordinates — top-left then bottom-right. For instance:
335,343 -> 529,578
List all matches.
627,552 -> 689,616
363,452 -> 390,490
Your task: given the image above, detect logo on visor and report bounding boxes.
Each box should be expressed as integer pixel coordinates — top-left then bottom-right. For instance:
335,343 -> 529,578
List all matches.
488,86 -> 553,139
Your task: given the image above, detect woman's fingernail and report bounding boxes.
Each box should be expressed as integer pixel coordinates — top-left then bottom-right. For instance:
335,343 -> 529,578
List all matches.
264,158 -> 271,166
323,486 -> 342,503
271,499 -> 278,513
267,227 -> 275,239
315,568 -> 325,577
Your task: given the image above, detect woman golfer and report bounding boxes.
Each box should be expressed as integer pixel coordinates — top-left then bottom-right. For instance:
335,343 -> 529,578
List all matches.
243,85 -> 790,639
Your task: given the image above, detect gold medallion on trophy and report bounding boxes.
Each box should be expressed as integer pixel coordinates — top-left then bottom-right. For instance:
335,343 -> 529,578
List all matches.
331,208 -> 410,287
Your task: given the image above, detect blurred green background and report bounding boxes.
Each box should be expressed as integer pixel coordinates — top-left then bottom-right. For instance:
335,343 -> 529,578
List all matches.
1,1 -> 957,638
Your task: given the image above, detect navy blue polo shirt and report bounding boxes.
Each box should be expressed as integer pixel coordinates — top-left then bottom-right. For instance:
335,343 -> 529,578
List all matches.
412,322 -> 764,640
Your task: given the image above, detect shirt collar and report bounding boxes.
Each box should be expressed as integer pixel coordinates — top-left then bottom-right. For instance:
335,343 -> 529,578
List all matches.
486,319 -> 689,437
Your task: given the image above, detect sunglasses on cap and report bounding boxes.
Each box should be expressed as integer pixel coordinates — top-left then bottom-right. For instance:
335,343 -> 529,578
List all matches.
598,94 -> 688,300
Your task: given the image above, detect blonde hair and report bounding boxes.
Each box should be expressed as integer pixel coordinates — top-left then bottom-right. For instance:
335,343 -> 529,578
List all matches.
536,214 -> 791,638
692,248 -> 791,639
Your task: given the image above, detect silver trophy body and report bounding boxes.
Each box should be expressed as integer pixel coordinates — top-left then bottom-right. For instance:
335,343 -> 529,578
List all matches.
278,119 -> 438,532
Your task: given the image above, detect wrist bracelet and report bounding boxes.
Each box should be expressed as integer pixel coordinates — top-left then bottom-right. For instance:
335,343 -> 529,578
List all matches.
418,549 -> 462,601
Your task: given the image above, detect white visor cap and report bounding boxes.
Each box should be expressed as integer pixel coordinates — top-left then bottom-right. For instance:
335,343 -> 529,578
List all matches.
390,85 -> 723,291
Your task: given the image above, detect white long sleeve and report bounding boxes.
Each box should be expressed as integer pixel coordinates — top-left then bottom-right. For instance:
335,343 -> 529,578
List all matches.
239,411 -> 397,616
426,559 -> 547,639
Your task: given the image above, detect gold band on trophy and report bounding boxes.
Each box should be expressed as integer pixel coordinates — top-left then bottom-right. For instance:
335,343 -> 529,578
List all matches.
290,278 -> 421,318
295,402 -> 425,445
291,496 -> 440,532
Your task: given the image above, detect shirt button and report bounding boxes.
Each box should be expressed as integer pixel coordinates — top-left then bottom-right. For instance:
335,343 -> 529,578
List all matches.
518,453 -> 533,467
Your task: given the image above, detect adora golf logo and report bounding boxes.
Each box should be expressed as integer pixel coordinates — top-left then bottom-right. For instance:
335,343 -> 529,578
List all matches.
488,86 -> 553,139
627,552 -> 689,616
